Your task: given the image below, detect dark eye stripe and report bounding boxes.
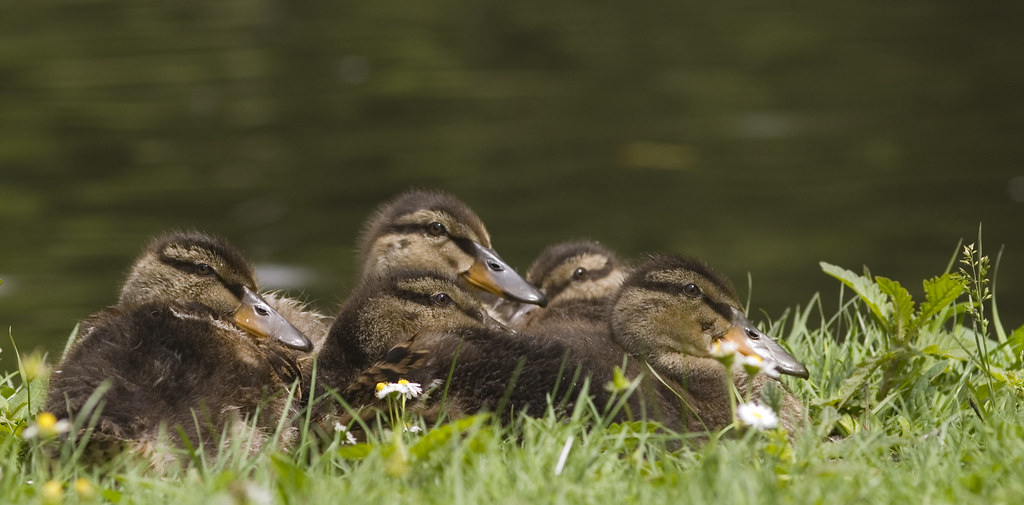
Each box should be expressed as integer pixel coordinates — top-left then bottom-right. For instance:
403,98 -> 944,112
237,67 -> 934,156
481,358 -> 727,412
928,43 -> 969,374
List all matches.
640,281 -> 735,321
157,254 -> 246,300
389,286 -> 436,307
544,263 -> 616,301
383,223 -> 433,236
381,223 -> 479,257
449,236 -> 478,256
389,284 -> 486,323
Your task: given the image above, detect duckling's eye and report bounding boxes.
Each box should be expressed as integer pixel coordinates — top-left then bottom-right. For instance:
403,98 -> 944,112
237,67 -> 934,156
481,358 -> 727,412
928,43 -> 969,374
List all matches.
682,283 -> 702,297
426,221 -> 447,237
431,292 -> 453,306
572,267 -> 587,281
196,263 -> 214,276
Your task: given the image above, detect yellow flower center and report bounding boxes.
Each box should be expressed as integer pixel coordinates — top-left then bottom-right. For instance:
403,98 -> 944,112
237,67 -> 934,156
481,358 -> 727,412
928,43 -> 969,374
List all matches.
36,412 -> 58,436
376,382 -> 386,392
74,478 -> 94,499
398,379 -> 410,385
41,480 -> 63,503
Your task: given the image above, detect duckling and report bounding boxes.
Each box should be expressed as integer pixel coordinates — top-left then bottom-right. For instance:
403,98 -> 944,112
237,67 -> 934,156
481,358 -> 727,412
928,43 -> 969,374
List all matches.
356,189 -> 546,308
311,269 -> 508,403
306,190 -> 546,396
608,255 -> 809,432
44,231 -> 314,462
346,255 -> 809,434
498,240 -> 628,330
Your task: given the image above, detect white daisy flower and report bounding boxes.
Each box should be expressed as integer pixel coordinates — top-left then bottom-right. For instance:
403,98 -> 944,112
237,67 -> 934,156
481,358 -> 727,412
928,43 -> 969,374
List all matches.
737,402 -> 779,431
375,382 -> 401,399
375,379 -> 422,400
395,379 -> 422,399
404,424 -> 422,434
22,412 -> 71,439
709,339 -> 739,365
334,422 -> 358,445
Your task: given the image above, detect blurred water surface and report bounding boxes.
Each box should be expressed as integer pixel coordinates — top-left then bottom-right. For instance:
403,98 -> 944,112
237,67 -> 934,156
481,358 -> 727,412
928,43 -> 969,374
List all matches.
2,1 -> 1023,372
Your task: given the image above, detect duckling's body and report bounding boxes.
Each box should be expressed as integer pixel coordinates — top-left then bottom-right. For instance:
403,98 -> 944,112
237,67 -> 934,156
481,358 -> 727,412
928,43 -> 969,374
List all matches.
312,269 -> 509,403
44,231 -> 313,461
346,255 -> 809,435
50,302 -> 302,458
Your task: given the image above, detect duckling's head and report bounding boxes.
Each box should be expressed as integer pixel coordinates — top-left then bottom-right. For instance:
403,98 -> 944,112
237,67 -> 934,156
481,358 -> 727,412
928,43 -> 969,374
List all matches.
610,255 -> 808,378
118,231 -> 313,352
503,241 -> 627,326
329,268 -> 505,368
357,190 -> 546,307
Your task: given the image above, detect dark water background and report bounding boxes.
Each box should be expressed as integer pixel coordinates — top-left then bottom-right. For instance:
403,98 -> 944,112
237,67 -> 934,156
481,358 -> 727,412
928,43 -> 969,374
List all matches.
2,1 -> 1023,373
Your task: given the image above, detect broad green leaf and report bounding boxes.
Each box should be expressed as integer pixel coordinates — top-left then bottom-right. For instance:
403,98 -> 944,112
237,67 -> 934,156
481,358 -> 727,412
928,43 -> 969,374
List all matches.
102,488 -> 123,504
820,262 -> 892,329
607,421 -> 658,435
876,276 -> 914,340
410,414 -> 489,459
918,273 -> 965,322
336,443 -> 373,460
270,451 -> 309,497
918,345 -> 970,362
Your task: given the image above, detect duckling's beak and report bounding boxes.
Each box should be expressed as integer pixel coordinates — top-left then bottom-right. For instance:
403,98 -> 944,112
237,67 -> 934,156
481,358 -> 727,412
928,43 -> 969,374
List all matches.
722,308 -> 809,379
462,242 -> 548,307
232,287 -> 314,352
506,302 -> 540,328
480,308 -> 514,332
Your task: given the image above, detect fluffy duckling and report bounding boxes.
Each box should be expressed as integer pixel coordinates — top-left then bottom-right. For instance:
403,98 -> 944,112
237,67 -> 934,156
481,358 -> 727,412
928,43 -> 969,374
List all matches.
608,255 -> 809,432
306,190 -> 546,396
311,269 -> 508,404
44,231 -> 313,462
499,240 -> 628,330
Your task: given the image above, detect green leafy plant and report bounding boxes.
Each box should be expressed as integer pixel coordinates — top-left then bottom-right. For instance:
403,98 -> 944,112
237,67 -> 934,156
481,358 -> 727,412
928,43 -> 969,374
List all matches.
816,242 -> 1023,432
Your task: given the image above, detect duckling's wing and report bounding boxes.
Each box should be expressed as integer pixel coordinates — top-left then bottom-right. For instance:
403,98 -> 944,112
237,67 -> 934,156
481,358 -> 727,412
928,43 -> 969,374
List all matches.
342,332 -> 432,404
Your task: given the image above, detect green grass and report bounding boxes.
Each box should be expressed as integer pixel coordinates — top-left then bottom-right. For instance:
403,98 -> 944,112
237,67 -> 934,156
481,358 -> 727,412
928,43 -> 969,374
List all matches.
2,244 -> 1023,505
